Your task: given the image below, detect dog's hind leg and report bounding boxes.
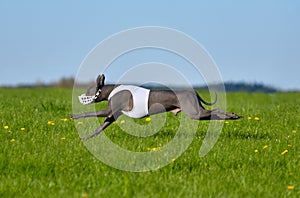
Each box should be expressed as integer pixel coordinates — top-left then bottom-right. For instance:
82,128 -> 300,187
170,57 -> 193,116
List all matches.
211,109 -> 241,120
187,108 -> 241,120
179,93 -> 241,120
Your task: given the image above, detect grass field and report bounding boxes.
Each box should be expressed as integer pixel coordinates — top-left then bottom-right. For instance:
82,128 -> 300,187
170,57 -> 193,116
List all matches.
0,88 -> 299,197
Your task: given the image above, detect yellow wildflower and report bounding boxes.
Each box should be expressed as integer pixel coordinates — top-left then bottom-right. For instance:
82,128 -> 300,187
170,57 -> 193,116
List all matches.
254,117 -> 260,121
61,137 -> 66,141
225,121 -> 229,124
120,120 -> 126,124
292,130 -> 296,134
4,126 -> 9,129
47,121 -> 55,125
287,186 -> 294,190
61,118 -> 68,122
262,145 -> 268,150
145,117 -> 151,122
82,192 -> 88,198
254,149 -> 258,153
10,139 -> 15,143
281,150 -> 288,155
146,147 -> 160,152
152,147 -> 161,151
20,127 -> 25,131
247,117 -> 252,120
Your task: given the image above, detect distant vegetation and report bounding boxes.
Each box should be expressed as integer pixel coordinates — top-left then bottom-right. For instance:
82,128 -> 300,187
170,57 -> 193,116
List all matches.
51,76 -> 75,88
9,77 -> 76,89
198,82 -> 278,93
5,77 -> 279,93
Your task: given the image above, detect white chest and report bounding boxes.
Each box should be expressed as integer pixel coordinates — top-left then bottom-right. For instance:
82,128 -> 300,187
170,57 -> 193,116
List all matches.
108,85 -> 150,118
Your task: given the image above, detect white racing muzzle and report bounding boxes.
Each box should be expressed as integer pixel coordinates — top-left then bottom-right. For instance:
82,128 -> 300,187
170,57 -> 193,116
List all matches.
78,94 -> 96,105
78,89 -> 101,105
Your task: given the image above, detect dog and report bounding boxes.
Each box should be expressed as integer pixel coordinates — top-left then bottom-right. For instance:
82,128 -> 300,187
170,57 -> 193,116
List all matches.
70,74 -> 241,140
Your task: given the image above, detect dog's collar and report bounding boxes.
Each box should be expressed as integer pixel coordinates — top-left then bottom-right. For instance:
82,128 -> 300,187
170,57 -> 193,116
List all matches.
78,89 -> 101,105
95,89 -> 101,98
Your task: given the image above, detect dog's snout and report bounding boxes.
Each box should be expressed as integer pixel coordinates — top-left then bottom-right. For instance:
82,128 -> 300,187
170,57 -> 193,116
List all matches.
78,93 -> 95,105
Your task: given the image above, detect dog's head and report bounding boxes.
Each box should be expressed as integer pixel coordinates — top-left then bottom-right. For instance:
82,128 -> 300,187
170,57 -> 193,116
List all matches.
78,74 -> 105,105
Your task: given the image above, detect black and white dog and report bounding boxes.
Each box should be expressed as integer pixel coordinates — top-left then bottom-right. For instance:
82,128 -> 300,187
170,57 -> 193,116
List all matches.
71,74 -> 241,140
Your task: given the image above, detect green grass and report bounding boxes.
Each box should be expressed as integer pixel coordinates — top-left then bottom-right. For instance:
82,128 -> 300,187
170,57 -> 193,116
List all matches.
0,88 -> 299,197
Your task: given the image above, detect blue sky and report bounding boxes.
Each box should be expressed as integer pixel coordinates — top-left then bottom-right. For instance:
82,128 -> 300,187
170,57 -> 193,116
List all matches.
1,1 -> 299,90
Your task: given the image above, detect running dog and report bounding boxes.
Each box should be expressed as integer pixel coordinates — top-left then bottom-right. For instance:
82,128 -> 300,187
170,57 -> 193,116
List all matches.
70,74 -> 241,140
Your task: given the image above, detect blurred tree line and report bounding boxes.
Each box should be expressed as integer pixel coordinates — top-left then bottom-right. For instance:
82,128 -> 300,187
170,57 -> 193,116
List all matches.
198,82 -> 278,93
51,76 -> 75,88
11,76 -> 279,93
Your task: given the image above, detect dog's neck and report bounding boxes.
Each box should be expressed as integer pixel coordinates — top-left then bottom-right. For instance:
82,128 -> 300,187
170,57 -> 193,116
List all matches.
100,85 -> 118,100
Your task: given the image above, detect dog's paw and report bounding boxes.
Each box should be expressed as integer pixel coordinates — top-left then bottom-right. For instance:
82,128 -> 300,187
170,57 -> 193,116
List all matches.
79,136 -> 85,140
80,136 -> 89,141
70,114 -> 78,119
231,113 -> 242,119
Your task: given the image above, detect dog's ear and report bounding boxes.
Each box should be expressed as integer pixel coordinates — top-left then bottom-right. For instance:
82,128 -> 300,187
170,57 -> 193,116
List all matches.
96,74 -> 105,89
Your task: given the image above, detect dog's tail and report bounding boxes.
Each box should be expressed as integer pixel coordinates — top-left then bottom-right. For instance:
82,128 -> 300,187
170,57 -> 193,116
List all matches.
196,92 -> 217,106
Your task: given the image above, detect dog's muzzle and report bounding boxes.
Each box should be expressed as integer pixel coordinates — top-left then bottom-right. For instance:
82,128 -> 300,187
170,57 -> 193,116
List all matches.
78,94 -> 96,105
78,89 -> 101,105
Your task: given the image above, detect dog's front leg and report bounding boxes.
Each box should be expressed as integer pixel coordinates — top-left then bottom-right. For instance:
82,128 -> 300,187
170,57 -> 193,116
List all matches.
70,108 -> 111,119
80,116 -> 115,140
